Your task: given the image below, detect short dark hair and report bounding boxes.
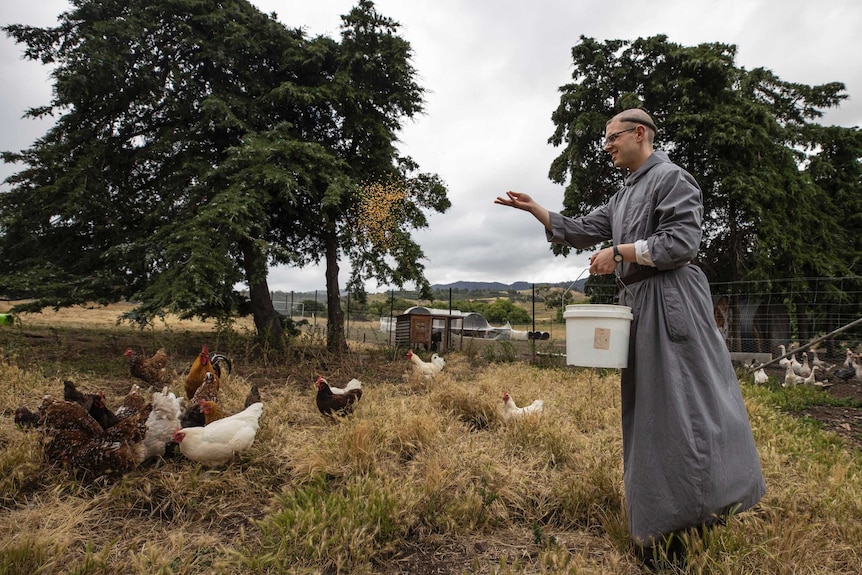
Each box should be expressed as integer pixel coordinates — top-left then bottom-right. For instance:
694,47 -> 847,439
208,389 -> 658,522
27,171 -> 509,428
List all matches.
617,115 -> 657,134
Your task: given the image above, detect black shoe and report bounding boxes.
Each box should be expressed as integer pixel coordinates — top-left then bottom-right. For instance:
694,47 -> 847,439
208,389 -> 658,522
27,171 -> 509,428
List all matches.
636,533 -> 687,570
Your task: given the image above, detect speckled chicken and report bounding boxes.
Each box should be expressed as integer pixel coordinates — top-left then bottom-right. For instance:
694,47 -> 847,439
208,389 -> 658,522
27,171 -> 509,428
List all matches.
124,347 -> 169,386
65,403 -> 153,478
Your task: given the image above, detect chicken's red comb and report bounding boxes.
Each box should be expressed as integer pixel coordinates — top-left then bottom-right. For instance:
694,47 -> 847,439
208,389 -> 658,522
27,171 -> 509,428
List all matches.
315,376 -> 325,384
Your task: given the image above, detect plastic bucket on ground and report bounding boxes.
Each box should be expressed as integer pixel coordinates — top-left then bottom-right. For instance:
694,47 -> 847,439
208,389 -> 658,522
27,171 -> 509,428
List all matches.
563,304 -> 632,368
0,314 -> 14,326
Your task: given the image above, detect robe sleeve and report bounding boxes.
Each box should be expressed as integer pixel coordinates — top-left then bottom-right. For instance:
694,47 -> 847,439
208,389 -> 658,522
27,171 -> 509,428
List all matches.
645,168 -> 703,270
545,204 -> 612,249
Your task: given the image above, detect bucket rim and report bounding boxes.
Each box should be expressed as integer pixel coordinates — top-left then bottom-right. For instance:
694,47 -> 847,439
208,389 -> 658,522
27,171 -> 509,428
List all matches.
563,304 -> 632,319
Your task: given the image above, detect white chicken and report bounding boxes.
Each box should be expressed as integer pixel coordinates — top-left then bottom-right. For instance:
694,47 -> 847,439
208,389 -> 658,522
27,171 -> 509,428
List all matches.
406,350 -> 443,379
430,353 -> 446,371
321,377 -> 363,396
172,402 -> 263,467
502,391 -> 543,420
143,386 -> 183,460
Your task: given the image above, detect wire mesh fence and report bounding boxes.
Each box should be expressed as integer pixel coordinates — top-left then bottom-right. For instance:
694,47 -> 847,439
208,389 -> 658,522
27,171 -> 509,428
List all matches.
273,276 -> 862,364
577,275 -> 862,364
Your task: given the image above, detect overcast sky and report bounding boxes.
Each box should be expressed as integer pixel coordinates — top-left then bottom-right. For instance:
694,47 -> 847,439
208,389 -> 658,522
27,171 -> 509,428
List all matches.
3,1 -> 861,293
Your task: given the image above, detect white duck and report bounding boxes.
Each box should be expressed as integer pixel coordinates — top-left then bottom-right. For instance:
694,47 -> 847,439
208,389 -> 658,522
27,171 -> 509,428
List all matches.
778,345 -> 791,370
783,365 -> 805,388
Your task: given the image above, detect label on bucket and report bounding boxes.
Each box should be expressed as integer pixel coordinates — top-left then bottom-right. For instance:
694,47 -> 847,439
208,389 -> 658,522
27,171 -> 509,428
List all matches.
593,327 -> 611,350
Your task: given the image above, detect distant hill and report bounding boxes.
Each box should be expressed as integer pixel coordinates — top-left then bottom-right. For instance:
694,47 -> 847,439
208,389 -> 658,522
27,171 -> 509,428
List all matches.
266,279 -> 587,301
430,280 -> 586,293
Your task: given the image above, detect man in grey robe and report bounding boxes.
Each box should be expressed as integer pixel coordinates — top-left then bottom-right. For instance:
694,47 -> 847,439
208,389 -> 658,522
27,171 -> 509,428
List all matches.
495,108 -> 765,556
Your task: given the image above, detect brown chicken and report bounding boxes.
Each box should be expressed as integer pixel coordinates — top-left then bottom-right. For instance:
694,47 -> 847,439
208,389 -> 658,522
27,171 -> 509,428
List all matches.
125,347 -> 169,386
63,380 -> 97,412
14,405 -> 41,428
200,400 -> 227,425
35,396 -> 104,464
62,382 -> 119,429
315,377 -> 362,418
64,403 -> 154,478
184,344 -> 219,399
191,372 -> 219,404
114,384 -> 146,421
89,391 -> 120,430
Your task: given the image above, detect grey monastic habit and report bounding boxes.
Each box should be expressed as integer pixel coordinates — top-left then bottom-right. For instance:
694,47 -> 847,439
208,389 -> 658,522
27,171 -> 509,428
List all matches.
547,150 -> 766,544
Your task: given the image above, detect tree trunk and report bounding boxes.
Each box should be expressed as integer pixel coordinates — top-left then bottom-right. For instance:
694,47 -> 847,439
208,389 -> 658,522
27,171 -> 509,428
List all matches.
240,237 -> 285,348
324,228 -> 348,353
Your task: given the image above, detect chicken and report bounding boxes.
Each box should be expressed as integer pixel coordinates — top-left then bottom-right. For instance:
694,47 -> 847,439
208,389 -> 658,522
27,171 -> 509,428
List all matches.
143,387 -> 182,460
124,347 -> 169,386
178,371 -> 221,427
178,401 -> 206,429
65,404 -> 153,478
406,350 -> 443,379
316,377 -> 362,417
35,396 -> 104,464
200,399 -> 227,425
14,406 -> 40,428
63,380 -> 97,412
88,391 -> 121,430
62,382 -> 120,429
502,391 -> 544,420
114,383 -> 146,421
37,396 -> 103,436
191,371 -> 219,404
184,344 -> 219,399
172,402 -> 263,467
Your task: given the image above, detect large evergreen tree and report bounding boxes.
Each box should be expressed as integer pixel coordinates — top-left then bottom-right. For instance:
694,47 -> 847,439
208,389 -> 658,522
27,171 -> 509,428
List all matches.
0,0 -> 448,351
548,35 -> 862,325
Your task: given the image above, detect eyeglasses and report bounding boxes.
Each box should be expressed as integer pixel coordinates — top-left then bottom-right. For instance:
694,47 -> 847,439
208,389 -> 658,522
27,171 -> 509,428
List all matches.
603,127 -> 637,147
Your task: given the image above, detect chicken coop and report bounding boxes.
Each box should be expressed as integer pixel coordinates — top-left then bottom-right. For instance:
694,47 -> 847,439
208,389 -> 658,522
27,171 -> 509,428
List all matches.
394,307 -> 461,351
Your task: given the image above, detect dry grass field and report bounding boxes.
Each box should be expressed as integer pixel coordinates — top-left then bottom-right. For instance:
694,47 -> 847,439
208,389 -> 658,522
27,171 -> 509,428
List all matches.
1,302 -> 861,574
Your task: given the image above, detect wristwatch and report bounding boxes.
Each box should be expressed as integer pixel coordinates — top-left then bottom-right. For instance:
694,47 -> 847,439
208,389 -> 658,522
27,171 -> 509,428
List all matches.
613,245 -> 623,263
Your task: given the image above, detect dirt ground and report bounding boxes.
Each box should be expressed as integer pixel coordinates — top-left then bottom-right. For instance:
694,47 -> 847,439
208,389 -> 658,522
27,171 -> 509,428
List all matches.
756,362 -> 862,452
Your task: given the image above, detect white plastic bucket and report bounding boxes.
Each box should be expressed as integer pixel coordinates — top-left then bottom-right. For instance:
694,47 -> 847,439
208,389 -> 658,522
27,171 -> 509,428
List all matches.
564,304 -> 633,368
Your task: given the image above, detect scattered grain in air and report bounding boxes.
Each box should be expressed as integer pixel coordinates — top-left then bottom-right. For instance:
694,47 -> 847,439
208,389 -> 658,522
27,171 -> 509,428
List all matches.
357,180 -> 407,249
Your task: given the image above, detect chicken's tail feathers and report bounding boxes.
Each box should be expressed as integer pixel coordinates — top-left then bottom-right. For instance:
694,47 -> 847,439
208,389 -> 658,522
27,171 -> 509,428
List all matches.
345,378 -> 362,391
211,353 -> 233,378
243,384 -> 261,409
